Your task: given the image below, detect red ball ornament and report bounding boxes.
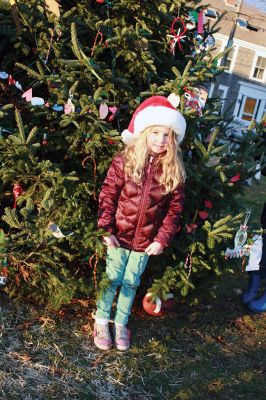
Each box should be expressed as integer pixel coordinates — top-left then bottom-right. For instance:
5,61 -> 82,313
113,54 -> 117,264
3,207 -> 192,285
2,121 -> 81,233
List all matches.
142,292 -> 176,317
96,0 -> 105,3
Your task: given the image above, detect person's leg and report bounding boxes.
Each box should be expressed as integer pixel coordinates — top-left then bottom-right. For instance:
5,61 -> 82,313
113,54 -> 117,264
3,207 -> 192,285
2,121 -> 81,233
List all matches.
247,238 -> 266,313
113,250 -> 149,350
247,288 -> 266,313
94,247 -> 130,350
241,271 -> 262,304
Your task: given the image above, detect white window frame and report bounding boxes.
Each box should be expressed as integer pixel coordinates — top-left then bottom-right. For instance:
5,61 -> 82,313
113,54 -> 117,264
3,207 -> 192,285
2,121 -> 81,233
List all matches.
208,83 -> 215,98
217,85 -> 229,112
234,81 -> 266,126
250,53 -> 266,83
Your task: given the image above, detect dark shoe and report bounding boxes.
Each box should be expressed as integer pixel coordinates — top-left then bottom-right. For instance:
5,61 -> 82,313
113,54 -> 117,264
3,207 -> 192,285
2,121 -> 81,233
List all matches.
241,272 -> 261,304
247,290 -> 266,313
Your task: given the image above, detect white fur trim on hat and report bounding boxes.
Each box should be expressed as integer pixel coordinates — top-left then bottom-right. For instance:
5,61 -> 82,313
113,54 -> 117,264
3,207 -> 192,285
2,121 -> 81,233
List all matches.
134,106 -> 186,143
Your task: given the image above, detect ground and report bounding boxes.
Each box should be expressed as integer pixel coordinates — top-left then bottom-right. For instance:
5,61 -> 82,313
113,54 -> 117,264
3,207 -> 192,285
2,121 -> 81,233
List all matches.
0,178 -> 265,400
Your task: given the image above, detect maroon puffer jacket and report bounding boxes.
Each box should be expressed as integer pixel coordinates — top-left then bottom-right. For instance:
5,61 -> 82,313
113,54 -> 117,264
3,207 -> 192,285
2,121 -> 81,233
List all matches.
98,154 -> 184,252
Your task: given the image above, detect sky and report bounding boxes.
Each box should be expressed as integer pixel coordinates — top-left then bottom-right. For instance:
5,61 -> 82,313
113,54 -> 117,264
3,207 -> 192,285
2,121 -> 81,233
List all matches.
244,0 -> 266,12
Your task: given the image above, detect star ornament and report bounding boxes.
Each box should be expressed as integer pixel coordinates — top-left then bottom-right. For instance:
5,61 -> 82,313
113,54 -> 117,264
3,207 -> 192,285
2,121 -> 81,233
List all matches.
167,28 -> 187,54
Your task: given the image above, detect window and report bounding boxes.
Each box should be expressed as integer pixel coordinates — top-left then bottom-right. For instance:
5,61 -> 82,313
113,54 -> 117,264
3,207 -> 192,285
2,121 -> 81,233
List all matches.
217,85 -> 229,112
252,56 -> 266,80
241,97 -> 257,121
225,47 -> 235,70
234,81 -> 266,126
208,83 -> 215,98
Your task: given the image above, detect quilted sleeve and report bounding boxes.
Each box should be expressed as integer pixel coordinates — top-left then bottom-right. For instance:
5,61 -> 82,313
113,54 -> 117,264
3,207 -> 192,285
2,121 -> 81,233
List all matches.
153,185 -> 185,248
97,155 -> 125,234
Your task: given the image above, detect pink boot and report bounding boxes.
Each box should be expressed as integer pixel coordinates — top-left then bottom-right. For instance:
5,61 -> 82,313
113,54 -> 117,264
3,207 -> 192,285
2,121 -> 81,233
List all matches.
113,324 -> 131,351
93,323 -> 112,350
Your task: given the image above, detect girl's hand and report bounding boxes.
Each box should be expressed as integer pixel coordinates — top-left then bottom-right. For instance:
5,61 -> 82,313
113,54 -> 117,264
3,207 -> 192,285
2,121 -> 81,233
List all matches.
145,241 -> 163,255
103,235 -> 120,247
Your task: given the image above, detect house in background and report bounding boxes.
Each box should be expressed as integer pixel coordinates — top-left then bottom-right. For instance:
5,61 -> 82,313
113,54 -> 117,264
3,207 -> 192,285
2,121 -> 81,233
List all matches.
203,0 -> 266,134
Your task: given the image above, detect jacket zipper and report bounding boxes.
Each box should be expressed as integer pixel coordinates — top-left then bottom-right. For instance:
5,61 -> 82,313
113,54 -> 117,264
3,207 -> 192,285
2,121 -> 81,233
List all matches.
132,156 -> 154,249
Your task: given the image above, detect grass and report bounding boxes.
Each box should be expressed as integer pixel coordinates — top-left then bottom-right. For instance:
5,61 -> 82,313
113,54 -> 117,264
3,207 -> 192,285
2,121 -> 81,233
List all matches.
0,179 -> 265,400
237,175 -> 266,226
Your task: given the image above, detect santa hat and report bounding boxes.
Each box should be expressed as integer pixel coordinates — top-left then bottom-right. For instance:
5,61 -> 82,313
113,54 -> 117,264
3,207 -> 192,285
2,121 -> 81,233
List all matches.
121,95 -> 186,144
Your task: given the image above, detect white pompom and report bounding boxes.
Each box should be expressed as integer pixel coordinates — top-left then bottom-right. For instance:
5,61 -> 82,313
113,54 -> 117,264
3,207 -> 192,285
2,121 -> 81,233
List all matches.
121,129 -> 134,144
167,93 -> 180,108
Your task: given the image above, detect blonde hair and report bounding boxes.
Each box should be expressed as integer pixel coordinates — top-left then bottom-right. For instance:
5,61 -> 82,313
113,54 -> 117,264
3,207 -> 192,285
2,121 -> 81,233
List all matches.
122,127 -> 186,193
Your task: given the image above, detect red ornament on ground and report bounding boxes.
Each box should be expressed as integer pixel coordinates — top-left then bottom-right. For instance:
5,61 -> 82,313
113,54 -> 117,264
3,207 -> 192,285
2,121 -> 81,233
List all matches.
142,292 -> 176,317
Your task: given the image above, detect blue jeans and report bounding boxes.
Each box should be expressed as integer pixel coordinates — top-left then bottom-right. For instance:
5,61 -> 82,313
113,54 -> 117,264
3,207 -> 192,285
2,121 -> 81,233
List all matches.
96,247 -> 149,325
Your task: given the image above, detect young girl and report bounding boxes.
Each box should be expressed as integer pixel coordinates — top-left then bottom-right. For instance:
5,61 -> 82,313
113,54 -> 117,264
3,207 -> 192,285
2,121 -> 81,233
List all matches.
94,95 -> 186,351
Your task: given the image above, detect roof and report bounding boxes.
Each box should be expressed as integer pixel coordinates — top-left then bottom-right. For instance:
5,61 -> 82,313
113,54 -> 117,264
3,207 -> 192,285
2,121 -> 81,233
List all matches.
201,0 -> 266,47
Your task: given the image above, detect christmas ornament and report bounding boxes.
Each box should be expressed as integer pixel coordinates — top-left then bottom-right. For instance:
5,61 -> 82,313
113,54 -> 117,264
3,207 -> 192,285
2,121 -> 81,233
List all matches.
31,97 -> 45,106
167,17 -> 187,55
15,81 -> 22,90
205,156 -> 221,167
230,174 -> 241,183
184,85 -> 208,116
204,200 -> 213,209
13,182 -> 23,209
202,34 -> 215,51
142,292 -> 176,317
48,223 -> 74,238
99,104 -> 118,121
198,211 -> 208,219
186,223 -> 198,233
52,104 -> 64,112
45,0 -> 61,18
91,30 -> 104,57
188,11 -> 198,24
64,94 -> 75,114
99,103 -> 109,119
197,10 -> 204,34
107,106 -> 118,121
225,210 -> 251,258
8,75 -> 16,85
184,91 -> 202,116
22,88 -> 33,102
96,0 -> 105,3
0,71 -> 8,79
42,133 -> 48,145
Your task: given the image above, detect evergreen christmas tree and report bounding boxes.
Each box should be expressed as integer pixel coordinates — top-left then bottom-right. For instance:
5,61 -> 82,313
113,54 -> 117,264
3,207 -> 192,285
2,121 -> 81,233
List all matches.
0,0 -> 265,308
